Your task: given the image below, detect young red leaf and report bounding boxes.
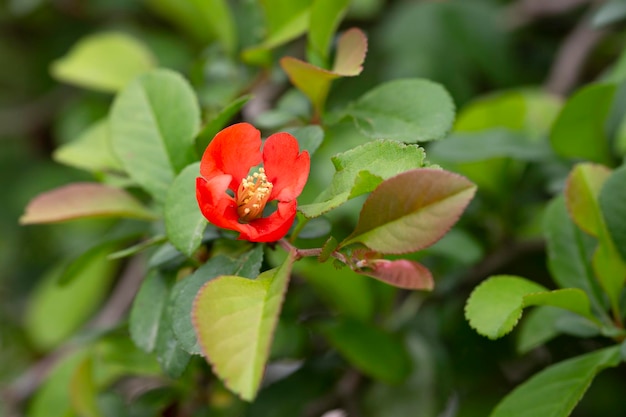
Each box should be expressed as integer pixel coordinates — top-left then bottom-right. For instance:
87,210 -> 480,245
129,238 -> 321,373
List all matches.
20,182 -> 156,224
341,169 -> 476,254
357,259 -> 434,290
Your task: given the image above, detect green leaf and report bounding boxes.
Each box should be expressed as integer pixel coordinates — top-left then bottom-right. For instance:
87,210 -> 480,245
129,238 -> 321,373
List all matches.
146,0 -> 236,53
28,350 -> 90,417
550,83 -> 615,163
165,162 -> 206,257
599,164 -> 626,261
543,196 -> 606,313
110,69 -> 201,203
307,0 -> 351,65
347,78 -> 455,142
565,163 -> 612,237
154,297 -> 191,378
516,306 -> 565,355
317,317 -> 411,384
53,118 -> 123,174
19,183 -> 156,224
565,163 -> 626,310
129,271 -> 170,353
299,139 -> 427,218
243,0 -> 312,62
427,130 -> 551,162
171,247 -> 263,355
341,169 -> 476,254
490,346 -> 621,417
465,275 -> 598,340
280,28 -> 366,115
25,253 -> 118,350
50,32 -> 156,93
69,357 -> 102,417
195,95 -> 252,153
192,251 -> 295,400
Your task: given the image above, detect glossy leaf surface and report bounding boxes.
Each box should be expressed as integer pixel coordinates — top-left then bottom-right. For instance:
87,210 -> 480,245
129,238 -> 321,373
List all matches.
341,169 -> 476,254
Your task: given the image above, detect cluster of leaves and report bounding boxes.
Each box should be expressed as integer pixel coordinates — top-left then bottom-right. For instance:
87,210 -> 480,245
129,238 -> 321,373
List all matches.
13,0 -> 479,415
7,0 -> 626,416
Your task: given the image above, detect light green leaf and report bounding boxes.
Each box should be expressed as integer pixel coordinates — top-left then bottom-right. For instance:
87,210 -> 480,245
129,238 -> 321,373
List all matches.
165,162 -> 206,257
51,32 -> 155,93
285,125 -> 324,156
193,251 -> 295,400
25,252 -> 118,350
465,275 -> 598,340
307,0 -> 351,65
299,140 -> 427,218
19,183 -> 156,224
550,83 -> 615,163
53,118 -> 123,174
490,346 -> 621,417
341,169 -> 476,254
110,69 -> 201,203
599,164 -> 626,261
317,318 -> 411,384
347,79 -> 455,142
171,247 -> 263,355
129,271 -> 169,353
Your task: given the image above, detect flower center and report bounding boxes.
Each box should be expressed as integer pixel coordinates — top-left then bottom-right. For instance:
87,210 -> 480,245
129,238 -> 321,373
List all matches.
236,167 -> 273,222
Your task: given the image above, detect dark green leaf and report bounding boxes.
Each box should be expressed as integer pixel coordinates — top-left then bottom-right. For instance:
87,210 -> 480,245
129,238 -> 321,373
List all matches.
317,317 -> 411,384
129,271 -> 169,353
165,162 -> 206,257
490,346 -> 621,417
599,164 -> 626,261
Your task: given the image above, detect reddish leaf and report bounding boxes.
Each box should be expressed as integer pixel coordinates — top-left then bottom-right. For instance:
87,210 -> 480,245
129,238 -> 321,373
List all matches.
20,182 -> 156,224
332,28 -> 367,76
341,169 -> 476,254
357,259 -> 434,290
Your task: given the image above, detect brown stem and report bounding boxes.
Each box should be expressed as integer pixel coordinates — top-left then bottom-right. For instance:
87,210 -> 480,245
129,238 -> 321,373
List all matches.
277,239 -> 348,263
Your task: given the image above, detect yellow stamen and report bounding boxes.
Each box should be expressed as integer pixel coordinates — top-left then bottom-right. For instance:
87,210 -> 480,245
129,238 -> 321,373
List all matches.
236,167 -> 273,222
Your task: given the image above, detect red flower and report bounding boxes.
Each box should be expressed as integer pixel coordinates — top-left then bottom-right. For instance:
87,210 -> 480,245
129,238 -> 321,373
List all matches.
196,123 -> 310,242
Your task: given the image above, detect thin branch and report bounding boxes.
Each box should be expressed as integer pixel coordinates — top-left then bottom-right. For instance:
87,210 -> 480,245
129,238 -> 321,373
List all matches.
544,11 -> 608,96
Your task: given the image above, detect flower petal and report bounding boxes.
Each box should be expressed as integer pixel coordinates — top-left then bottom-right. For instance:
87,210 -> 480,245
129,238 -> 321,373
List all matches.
196,175 -> 240,230
237,201 -> 297,242
200,123 -> 263,190
263,133 -> 310,202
